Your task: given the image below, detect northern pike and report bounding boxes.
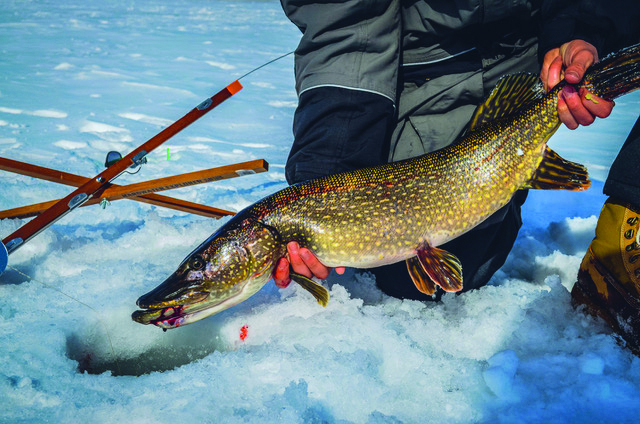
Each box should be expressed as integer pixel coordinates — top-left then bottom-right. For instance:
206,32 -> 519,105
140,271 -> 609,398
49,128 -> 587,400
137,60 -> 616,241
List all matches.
133,43 -> 640,329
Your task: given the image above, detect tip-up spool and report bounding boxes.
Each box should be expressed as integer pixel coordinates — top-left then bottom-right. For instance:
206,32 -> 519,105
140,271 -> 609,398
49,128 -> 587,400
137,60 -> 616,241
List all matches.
0,241 -> 8,274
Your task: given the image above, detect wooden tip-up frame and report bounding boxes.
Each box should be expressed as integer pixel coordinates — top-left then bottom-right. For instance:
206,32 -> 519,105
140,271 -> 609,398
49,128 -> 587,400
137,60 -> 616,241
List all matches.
0,157 -> 268,220
1,81 -> 244,258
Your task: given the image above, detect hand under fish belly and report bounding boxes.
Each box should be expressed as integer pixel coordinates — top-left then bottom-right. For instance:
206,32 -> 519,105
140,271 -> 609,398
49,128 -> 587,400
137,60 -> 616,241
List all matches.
133,43 -> 640,329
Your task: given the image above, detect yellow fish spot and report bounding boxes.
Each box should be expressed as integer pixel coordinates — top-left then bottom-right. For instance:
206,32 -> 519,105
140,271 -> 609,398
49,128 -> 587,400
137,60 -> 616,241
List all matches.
585,93 -> 599,104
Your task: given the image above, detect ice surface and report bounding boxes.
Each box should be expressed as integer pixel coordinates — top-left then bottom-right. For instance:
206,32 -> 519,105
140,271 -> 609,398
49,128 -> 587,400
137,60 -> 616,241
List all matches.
483,350 -> 520,400
1,1 -> 640,423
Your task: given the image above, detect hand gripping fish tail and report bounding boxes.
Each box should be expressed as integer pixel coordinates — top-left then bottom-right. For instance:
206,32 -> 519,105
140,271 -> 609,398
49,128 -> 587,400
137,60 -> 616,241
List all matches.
132,42 -> 640,330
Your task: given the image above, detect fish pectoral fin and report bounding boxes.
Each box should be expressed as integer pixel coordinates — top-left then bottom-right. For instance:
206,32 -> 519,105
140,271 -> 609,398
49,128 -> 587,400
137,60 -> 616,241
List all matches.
415,246 -> 463,293
406,257 -> 437,295
290,272 -> 330,307
523,146 -> 591,191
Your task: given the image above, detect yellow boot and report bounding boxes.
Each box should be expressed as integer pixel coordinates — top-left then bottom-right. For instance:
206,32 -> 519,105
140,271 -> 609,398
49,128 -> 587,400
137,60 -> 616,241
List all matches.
572,198 -> 640,354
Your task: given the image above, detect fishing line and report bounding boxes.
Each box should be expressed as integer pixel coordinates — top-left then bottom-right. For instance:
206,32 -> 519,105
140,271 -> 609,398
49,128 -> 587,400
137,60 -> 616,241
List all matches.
237,51 -> 294,81
7,265 -> 121,375
0,51 -> 296,375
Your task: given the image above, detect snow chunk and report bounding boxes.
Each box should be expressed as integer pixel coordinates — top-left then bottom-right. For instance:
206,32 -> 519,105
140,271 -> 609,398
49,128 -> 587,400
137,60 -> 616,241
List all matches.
54,62 -> 74,70
205,61 -> 235,70
483,350 -> 520,399
53,140 -> 88,150
251,81 -> 276,89
80,120 -> 132,143
189,136 -> 273,149
32,110 -> 67,118
0,107 -> 22,114
118,112 -> 172,127
0,107 -> 66,118
268,100 -> 298,108
80,121 -> 125,134
121,81 -> 196,97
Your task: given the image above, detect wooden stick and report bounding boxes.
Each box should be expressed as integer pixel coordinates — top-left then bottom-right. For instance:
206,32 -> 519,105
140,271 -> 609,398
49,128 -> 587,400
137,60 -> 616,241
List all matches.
98,159 -> 268,199
0,157 -> 86,186
0,193 -> 234,220
0,157 -> 268,219
2,81 -> 242,254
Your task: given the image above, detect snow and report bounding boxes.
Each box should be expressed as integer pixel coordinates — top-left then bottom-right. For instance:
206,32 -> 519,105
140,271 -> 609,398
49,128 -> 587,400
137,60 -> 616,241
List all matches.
1,0 -> 640,423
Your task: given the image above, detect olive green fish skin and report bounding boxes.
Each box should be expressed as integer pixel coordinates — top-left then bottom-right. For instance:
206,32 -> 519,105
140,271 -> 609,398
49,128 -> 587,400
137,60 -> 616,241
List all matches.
258,85 -> 562,268
133,42 -> 640,328
133,81 -> 564,329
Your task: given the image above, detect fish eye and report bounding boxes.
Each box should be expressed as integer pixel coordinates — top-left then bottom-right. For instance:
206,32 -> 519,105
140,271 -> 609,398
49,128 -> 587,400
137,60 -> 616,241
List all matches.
190,255 -> 205,271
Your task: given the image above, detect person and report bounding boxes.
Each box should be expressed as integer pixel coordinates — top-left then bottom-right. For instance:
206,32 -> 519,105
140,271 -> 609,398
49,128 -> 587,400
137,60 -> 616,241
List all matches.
274,1 -> 640,351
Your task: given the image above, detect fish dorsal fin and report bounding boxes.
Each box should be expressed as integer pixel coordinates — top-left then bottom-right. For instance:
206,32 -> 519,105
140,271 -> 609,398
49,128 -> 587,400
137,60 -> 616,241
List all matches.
290,272 -> 329,307
523,145 -> 591,190
468,73 -> 545,131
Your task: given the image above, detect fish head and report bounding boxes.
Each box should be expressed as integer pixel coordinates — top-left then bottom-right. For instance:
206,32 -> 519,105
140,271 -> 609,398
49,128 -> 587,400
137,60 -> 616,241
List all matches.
132,217 -> 283,329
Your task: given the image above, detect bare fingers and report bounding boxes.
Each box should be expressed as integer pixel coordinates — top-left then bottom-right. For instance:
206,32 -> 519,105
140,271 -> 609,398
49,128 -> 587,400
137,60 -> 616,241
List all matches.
558,86 -> 614,130
543,55 -> 565,92
273,257 -> 292,288
298,246 -> 331,279
579,87 -> 614,118
274,241 -> 345,289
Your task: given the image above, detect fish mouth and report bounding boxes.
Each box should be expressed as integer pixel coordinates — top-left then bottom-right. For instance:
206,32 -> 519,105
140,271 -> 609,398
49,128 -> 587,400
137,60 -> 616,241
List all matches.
132,290 -> 213,329
132,270 -> 215,329
132,271 -> 251,330
132,291 -> 247,330
132,302 -> 212,329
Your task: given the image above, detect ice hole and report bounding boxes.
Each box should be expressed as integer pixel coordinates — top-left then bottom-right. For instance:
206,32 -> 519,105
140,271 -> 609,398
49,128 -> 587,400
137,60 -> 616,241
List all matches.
65,320 -> 229,377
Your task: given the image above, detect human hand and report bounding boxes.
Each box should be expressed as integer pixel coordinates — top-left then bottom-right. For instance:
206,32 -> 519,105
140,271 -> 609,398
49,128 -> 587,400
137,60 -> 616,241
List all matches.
540,39 -> 614,129
273,241 -> 346,288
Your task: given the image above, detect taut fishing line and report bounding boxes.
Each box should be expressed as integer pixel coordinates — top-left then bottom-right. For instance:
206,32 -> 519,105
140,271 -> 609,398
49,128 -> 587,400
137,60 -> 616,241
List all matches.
237,51 -> 294,81
7,265 -> 121,375
1,52 -> 295,376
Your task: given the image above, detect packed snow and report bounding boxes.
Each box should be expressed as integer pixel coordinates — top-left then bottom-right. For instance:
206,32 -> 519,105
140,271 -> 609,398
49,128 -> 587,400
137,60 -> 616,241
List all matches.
1,1 -> 640,423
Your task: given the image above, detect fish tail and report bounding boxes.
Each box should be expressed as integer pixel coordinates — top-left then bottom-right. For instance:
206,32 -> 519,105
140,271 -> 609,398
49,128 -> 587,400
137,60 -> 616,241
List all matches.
582,43 -> 640,101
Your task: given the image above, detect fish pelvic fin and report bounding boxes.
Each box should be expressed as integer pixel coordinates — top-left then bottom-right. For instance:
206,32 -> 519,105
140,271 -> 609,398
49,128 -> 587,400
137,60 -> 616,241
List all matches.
407,245 -> 463,294
468,73 -> 545,131
524,145 -> 591,191
290,272 -> 329,307
406,256 -> 437,295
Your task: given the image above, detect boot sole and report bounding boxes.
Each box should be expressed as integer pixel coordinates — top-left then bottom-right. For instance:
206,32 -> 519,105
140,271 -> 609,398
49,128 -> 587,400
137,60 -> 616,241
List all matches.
572,251 -> 640,355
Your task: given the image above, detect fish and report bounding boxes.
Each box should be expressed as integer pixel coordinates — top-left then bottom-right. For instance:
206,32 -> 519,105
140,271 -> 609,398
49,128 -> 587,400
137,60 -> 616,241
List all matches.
132,43 -> 640,329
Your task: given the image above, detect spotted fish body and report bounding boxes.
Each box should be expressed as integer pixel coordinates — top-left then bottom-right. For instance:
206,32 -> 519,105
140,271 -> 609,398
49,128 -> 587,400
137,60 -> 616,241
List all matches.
261,93 -> 561,268
133,43 -> 640,329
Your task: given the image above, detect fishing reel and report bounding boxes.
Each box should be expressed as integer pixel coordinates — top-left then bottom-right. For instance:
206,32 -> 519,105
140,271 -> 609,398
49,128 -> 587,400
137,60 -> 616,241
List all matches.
0,241 -> 8,274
